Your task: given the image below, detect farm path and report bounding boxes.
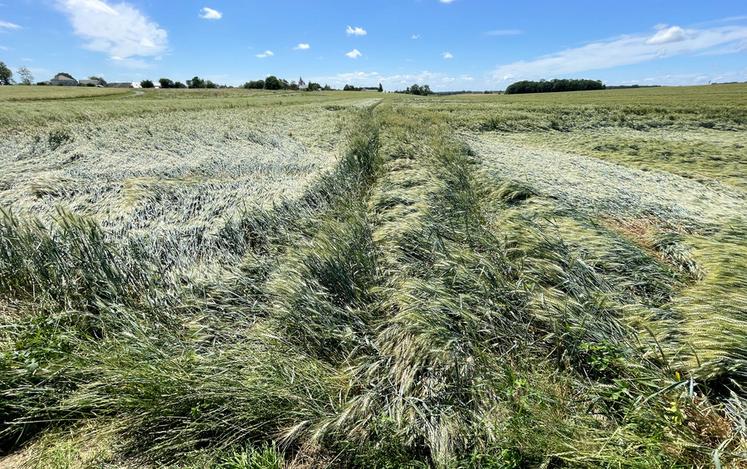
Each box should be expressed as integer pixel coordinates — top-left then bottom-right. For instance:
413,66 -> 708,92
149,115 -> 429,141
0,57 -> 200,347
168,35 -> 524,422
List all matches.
467,132 -> 747,229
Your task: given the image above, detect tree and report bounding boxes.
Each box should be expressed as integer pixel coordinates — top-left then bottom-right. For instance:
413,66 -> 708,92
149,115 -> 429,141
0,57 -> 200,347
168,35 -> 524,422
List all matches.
159,78 -> 174,89
264,75 -> 283,90
0,61 -> 13,85
505,78 -> 605,94
174,81 -> 187,89
187,76 -> 206,88
307,82 -> 322,91
141,80 -> 155,88
205,80 -> 217,89
402,83 -> 432,96
17,67 -> 33,85
89,76 -> 107,86
243,79 -> 265,89
378,83 -> 383,93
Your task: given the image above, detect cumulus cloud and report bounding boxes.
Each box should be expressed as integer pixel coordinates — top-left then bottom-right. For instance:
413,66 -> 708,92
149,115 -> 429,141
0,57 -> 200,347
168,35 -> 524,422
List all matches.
440,0 -> 456,3
0,20 -> 21,30
57,0 -> 167,59
294,43 -> 310,50
442,51 -> 454,59
199,7 -> 222,20
345,48 -> 362,59
492,24 -> 747,82
646,25 -> 685,44
346,25 -> 367,36
256,50 -> 274,58
618,70 -> 747,86
411,34 -> 421,40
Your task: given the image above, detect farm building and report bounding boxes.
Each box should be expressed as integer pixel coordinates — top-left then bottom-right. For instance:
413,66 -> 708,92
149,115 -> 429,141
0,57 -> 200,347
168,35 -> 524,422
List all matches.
49,73 -> 78,86
107,82 -> 141,88
79,79 -> 105,87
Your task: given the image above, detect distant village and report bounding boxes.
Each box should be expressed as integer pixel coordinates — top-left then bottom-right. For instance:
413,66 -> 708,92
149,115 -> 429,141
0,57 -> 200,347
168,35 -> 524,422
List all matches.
0,64 -> 433,93
43,72 -> 161,89
1,63 -> 419,94
37,72 -> 387,92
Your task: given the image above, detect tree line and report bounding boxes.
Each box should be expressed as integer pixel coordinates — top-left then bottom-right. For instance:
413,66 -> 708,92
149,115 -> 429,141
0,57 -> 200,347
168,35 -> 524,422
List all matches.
148,77 -> 232,88
0,62 -> 423,95
393,84 -> 433,96
505,79 -> 605,94
123,75 -> 387,92
155,78 -> 187,89
242,76 -> 326,91
243,77 -> 386,92
343,83 -> 383,92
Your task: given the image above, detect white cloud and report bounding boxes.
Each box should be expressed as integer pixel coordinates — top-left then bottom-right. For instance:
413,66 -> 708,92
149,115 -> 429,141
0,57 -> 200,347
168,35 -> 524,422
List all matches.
199,7 -> 222,20
0,19 -> 21,30
646,25 -> 685,44
346,25 -> 367,36
699,16 -> 747,26
294,43 -> 310,50
618,69 -> 747,86
345,48 -> 362,59
256,50 -> 274,58
442,51 -> 454,59
492,24 -> 747,82
411,34 -> 421,40
57,0 -> 167,59
484,29 -> 523,36
440,0 -> 456,3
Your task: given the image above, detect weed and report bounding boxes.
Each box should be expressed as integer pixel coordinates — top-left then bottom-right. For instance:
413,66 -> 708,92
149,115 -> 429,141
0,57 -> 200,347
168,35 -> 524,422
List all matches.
47,129 -> 73,150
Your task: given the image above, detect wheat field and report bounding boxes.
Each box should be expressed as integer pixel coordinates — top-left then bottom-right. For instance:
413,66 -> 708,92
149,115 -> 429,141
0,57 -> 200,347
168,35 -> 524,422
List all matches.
1,85 -> 746,468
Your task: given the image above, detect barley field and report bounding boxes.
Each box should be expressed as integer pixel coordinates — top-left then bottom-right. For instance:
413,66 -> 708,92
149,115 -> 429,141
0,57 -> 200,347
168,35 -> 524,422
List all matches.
1,85 -> 746,468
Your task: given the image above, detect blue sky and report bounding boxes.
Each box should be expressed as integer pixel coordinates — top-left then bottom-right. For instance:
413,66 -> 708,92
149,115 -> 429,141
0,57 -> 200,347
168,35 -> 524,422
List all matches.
1,0 -> 746,90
